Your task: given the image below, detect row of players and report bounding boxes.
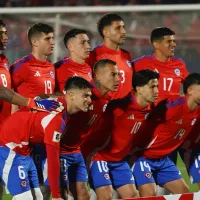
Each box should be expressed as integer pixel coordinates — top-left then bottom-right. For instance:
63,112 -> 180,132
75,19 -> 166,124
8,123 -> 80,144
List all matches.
0,13 -> 199,200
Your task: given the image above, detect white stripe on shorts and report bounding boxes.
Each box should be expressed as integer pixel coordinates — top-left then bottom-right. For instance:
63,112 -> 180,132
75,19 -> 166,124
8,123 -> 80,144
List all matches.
43,158 -> 48,183
2,149 -> 16,194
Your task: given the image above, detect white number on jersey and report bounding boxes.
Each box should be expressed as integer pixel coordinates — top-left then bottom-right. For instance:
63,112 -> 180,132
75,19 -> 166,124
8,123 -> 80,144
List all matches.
119,70 -> 125,84
97,161 -> 109,173
163,78 -> 173,91
18,166 -> 26,179
44,80 -> 52,94
130,122 -> 142,134
0,74 -> 7,87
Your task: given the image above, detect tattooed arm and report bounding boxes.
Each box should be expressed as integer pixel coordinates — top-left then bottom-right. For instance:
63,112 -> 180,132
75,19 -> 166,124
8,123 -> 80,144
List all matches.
0,86 -> 28,106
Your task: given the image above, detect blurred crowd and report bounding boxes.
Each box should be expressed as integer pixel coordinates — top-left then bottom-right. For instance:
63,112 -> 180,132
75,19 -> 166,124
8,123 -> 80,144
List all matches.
1,0 -> 200,7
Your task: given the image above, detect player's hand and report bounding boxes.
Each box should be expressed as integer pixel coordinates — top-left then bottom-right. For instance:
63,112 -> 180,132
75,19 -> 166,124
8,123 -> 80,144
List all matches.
27,98 -> 64,113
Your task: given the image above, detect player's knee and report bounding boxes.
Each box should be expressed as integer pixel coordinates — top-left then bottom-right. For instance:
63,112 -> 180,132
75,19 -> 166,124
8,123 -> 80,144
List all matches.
12,190 -> 33,200
138,186 -> 156,197
77,182 -> 90,200
40,185 -> 50,200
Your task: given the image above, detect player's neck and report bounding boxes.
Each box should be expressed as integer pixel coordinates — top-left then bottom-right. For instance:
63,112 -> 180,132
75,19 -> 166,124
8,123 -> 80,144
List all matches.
70,55 -> 85,64
103,41 -> 119,51
31,51 -> 47,62
154,52 -> 170,62
95,81 -> 108,96
135,94 -> 149,108
186,95 -> 198,111
66,101 -> 78,114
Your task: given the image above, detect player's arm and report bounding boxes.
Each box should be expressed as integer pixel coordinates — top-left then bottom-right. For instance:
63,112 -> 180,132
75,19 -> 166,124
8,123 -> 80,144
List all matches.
0,86 -> 63,112
44,114 -> 66,199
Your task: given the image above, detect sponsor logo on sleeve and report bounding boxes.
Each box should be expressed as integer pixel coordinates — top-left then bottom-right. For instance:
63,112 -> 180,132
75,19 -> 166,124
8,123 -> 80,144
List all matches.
52,131 -> 62,142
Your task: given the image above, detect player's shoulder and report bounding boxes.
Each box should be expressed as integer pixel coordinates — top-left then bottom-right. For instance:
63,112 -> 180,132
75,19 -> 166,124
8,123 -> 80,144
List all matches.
54,57 -> 71,69
171,56 -> 186,66
132,54 -> 153,65
165,95 -> 186,109
107,92 -> 133,110
11,54 -> 33,72
120,48 -> 131,56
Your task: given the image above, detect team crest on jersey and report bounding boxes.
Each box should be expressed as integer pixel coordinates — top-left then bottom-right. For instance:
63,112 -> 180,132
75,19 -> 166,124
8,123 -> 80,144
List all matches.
103,104 -> 107,112
126,60 -> 132,68
4,62 -> 9,71
50,70 -> 55,78
174,68 -> 180,76
145,113 -> 149,120
88,72 -> 92,80
191,118 -> 196,126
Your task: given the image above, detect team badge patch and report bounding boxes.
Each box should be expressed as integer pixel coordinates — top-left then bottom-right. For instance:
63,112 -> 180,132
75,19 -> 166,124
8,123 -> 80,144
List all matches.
88,72 -> 92,80
104,173 -> 110,180
103,104 -> 107,112
50,70 -> 55,78
174,68 -> 180,76
4,63 -> 9,71
126,60 -> 132,68
52,131 -> 62,142
21,180 -> 27,187
145,172 -> 152,179
191,118 -> 196,125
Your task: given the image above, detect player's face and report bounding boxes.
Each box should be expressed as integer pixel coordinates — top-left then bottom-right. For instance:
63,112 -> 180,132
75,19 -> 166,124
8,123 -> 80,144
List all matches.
69,34 -> 90,60
104,21 -> 126,45
37,32 -> 55,56
156,35 -> 176,58
188,84 -> 200,106
0,26 -> 8,50
72,88 -> 92,112
141,79 -> 159,103
97,64 -> 120,92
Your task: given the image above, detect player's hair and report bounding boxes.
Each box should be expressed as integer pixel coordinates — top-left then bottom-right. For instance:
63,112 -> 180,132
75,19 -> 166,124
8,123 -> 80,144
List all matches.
183,73 -> 200,94
132,69 -> 160,92
0,20 -> 5,27
64,76 -> 92,91
63,29 -> 87,48
93,59 -> 116,73
97,13 -> 124,38
28,23 -> 54,45
150,27 -> 175,43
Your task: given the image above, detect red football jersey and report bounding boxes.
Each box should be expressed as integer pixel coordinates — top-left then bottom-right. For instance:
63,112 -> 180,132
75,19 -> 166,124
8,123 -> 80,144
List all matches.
54,58 -> 92,92
93,92 -> 153,162
0,109 -> 66,156
133,55 -> 189,102
11,54 -> 55,98
0,54 -> 11,124
138,95 -> 199,159
60,87 -> 112,154
181,117 -> 200,151
86,45 -> 133,99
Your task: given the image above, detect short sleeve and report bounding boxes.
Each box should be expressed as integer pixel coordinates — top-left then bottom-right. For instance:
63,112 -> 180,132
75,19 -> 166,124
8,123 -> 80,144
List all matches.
181,62 -> 189,83
42,113 -> 66,149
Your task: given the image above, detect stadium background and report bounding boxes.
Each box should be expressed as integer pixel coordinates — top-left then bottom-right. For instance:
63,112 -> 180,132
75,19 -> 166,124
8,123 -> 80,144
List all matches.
1,0 -> 200,199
